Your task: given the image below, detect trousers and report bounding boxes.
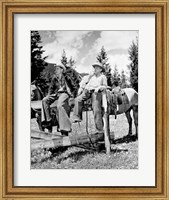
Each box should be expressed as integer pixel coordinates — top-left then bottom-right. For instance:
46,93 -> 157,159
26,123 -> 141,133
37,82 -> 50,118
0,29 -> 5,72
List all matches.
73,89 -> 103,132
41,93 -> 71,132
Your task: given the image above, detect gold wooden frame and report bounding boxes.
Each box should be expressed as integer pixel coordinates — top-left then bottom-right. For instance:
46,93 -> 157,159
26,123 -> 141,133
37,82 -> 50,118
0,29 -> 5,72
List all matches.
0,0 -> 168,199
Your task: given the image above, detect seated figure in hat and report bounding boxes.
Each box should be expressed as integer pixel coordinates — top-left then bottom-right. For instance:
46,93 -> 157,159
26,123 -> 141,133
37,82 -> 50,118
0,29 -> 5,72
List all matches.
41,64 -> 72,136
72,63 -> 107,133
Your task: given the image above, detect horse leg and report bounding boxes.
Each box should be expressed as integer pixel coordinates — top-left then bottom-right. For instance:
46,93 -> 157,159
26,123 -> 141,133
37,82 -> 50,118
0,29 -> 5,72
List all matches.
132,105 -> 138,139
125,109 -> 132,136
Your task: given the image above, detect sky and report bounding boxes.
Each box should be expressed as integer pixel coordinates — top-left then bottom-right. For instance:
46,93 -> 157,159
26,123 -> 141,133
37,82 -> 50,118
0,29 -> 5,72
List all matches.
39,30 -> 138,76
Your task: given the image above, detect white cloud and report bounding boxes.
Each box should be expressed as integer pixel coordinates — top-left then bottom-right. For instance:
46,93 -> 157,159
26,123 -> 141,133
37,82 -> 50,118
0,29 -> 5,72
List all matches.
83,30 -> 138,74
46,31 -> 54,39
76,54 -> 131,75
93,31 -> 138,52
76,64 -> 93,74
41,30 -> 136,75
42,31 -> 91,64
86,31 -> 138,60
79,57 -> 86,65
109,54 -> 131,76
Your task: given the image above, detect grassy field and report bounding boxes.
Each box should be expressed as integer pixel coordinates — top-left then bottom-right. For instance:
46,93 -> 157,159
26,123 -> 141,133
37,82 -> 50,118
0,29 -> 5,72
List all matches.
31,111 -> 138,169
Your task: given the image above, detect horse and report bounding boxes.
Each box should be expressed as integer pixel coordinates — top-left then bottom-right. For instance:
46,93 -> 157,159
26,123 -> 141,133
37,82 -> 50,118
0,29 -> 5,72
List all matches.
31,84 -> 44,119
107,87 -> 138,139
31,84 -> 44,101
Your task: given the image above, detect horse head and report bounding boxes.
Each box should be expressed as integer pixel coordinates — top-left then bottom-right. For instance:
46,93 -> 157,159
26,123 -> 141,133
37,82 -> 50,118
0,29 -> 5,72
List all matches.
31,84 -> 44,101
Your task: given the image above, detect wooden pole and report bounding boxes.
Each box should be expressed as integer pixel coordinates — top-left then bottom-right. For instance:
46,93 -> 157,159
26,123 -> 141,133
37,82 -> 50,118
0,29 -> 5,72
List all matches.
102,91 -> 111,155
31,129 -> 63,140
31,130 -> 115,151
31,132 -> 115,151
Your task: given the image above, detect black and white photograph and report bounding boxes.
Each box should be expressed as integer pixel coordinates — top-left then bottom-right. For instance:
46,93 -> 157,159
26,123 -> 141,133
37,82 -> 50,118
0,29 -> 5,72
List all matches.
31,30 -> 138,169
2,0 -> 169,196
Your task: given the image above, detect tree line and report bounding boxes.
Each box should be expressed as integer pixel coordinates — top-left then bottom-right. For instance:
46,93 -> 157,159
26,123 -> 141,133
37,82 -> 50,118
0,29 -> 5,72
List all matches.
31,31 -> 138,96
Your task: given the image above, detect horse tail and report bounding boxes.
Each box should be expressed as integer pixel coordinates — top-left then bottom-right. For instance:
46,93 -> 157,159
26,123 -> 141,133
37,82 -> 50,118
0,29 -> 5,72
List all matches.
131,89 -> 138,106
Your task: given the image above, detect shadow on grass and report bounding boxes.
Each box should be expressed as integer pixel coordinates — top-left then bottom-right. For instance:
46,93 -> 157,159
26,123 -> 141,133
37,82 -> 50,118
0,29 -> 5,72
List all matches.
111,148 -> 128,153
57,150 -> 93,164
45,135 -> 137,164
113,134 -> 137,144
48,146 -> 69,155
48,145 -> 94,164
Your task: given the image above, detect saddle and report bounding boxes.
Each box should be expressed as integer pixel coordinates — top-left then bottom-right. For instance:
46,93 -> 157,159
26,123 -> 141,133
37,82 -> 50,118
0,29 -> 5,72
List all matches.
108,89 -> 129,118
117,90 -> 125,105
112,89 -> 126,105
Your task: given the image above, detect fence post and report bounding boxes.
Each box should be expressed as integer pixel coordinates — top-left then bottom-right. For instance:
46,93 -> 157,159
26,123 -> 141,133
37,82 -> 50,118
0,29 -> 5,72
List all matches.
102,90 -> 111,155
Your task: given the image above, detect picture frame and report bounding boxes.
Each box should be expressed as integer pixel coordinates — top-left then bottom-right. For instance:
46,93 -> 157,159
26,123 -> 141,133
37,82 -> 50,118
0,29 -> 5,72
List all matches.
0,0 -> 168,199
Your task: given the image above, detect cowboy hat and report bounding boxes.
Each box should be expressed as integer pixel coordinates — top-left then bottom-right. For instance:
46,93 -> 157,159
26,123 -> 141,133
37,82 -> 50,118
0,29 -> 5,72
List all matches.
92,63 -> 105,72
55,64 -> 66,73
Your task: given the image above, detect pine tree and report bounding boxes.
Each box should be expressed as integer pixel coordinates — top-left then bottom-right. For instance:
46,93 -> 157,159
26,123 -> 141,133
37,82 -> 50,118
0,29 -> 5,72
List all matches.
120,70 -> 128,88
61,49 -> 68,67
31,31 -> 47,82
40,63 -> 56,95
112,64 -> 120,82
128,38 -> 138,92
68,56 -> 76,67
60,50 -> 81,97
96,46 -> 112,86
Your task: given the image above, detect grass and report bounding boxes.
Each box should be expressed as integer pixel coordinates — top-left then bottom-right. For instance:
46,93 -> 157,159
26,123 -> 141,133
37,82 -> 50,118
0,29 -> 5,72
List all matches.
31,111 -> 138,169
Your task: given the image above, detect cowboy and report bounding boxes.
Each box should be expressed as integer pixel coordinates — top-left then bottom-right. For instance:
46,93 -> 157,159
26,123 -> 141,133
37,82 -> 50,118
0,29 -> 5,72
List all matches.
41,64 -> 72,136
77,72 -> 95,96
72,63 -> 107,133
